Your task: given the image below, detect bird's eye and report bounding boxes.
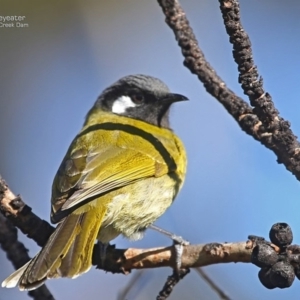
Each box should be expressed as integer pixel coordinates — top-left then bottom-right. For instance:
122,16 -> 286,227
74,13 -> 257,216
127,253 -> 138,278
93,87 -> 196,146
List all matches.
130,93 -> 144,104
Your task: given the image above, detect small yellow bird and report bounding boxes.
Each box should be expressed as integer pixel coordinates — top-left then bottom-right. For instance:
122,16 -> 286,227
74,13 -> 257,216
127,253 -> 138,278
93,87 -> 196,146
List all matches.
2,74 -> 188,290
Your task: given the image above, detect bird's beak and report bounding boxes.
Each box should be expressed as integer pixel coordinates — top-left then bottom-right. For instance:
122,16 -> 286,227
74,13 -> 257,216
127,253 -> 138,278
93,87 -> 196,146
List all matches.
162,93 -> 189,103
161,93 -> 189,104
159,93 -> 189,104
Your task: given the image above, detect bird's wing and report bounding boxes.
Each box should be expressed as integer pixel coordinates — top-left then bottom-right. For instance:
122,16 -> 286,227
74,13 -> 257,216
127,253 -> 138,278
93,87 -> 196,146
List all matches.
51,126 -> 175,222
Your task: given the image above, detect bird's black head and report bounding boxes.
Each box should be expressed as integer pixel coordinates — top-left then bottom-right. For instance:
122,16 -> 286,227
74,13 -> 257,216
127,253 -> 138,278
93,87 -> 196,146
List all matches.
93,74 -> 188,128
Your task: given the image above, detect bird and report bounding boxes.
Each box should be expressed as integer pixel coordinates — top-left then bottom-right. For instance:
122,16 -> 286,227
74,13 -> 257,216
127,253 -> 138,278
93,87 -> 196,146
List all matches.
2,74 -> 188,290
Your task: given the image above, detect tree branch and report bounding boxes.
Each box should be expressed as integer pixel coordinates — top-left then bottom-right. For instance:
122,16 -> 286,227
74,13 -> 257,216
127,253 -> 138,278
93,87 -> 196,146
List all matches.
157,0 -> 300,181
0,176 -> 55,247
218,0 -> 300,179
0,180 -> 54,300
92,241 -> 252,272
157,0 -> 259,134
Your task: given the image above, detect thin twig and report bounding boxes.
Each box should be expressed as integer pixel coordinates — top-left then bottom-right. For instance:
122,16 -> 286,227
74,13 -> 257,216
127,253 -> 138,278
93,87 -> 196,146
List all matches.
157,268 -> 190,300
117,270 -> 145,300
195,268 -> 231,300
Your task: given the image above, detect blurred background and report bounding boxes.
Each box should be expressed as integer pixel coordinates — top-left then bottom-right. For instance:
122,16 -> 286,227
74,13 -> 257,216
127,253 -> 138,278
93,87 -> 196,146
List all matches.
1,0 -> 300,299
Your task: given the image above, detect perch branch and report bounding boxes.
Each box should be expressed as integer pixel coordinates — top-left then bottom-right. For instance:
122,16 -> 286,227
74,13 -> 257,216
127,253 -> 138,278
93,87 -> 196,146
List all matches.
92,241 -> 252,272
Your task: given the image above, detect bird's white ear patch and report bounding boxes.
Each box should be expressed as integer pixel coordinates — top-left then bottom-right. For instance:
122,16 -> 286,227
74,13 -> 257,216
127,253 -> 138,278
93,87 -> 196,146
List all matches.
112,96 -> 136,114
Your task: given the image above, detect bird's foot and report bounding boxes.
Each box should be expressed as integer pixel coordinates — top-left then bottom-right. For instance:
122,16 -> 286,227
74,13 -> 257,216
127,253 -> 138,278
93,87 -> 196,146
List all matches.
149,224 -> 189,272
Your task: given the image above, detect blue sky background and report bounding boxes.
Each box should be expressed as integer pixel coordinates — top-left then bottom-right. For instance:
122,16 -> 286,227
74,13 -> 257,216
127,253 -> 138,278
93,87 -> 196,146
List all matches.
1,0 -> 300,299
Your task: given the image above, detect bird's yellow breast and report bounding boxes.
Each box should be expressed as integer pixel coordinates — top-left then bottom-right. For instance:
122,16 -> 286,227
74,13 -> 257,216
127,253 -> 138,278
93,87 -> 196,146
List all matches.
97,174 -> 177,242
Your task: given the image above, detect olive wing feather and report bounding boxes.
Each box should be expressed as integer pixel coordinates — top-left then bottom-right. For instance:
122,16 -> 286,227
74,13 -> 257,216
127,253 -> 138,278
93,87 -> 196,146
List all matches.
51,129 -> 170,221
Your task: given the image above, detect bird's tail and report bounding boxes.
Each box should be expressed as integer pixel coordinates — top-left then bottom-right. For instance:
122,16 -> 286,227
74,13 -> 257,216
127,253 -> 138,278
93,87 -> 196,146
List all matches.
2,208 -> 104,290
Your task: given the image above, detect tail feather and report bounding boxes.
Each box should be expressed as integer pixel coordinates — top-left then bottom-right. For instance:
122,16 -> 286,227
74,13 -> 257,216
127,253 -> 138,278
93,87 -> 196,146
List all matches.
2,261 -> 31,289
2,208 -> 106,290
28,214 -> 82,283
59,209 -> 104,277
